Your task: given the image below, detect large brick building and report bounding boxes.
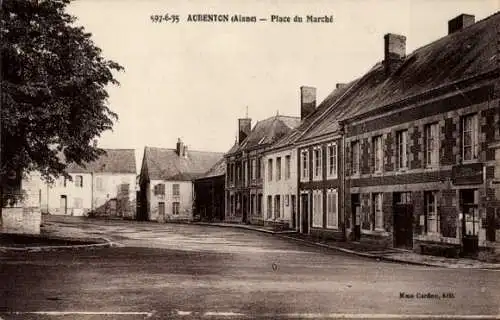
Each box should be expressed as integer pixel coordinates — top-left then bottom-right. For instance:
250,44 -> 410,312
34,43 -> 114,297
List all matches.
332,13 -> 500,255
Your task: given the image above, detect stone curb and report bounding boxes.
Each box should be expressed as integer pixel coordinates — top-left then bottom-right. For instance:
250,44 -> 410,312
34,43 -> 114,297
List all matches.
192,222 -> 297,235
0,236 -> 114,253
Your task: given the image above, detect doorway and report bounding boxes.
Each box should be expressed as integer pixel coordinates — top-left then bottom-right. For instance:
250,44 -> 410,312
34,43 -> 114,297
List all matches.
301,193 -> 309,234
393,192 -> 414,249
291,195 -> 297,230
60,195 -> 67,215
460,189 -> 479,256
351,194 -> 361,241
242,195 -> 248,223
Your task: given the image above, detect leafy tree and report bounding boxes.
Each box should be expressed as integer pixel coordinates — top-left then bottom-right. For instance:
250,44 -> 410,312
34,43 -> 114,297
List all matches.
1,0 -> 123,205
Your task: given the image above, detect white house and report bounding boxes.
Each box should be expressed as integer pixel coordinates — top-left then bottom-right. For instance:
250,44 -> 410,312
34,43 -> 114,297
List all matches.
262,131 -> 300,230
138,139 -> 223,222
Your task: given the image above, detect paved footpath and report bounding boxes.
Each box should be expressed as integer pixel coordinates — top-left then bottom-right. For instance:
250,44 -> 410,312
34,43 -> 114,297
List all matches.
0,216 -> 498,319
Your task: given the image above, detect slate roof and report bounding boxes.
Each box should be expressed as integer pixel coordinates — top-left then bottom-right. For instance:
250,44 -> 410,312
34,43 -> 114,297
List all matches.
66,149 -> 136,174
228,115 -> 301,155
143,147 -> 224,181
196,157 -> 226,180
297,11 -> 500,142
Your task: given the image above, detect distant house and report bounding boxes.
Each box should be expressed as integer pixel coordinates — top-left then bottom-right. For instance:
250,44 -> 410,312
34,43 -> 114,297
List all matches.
193,158 -> 226,222
225,114 -> 301,225
138,139 -> 223,222
34,149 -> 137,219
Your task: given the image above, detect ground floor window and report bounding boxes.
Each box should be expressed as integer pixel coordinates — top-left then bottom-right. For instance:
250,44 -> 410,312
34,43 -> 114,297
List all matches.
373,193 -> 383,230
230,195 -> 234,216
425,191 -> 439,234
274,195 -> 281,219
172,201 -> 180,215
312,190 -> 323,228
250,194 -> 255,215
267,195 -> 272,219
257,194 -> 262,216
326,189 -> 338,229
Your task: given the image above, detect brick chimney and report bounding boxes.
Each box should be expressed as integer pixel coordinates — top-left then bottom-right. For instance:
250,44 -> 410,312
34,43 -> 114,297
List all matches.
238,118 -> 251,144
448,14 -> 475,34
300,86 -> 316,120
384,33 -> 406,75
182,145 -> 188,157
176,138 -> 184,156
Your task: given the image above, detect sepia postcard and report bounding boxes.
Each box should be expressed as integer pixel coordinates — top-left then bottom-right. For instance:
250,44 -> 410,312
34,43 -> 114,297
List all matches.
1,0 -> 500,319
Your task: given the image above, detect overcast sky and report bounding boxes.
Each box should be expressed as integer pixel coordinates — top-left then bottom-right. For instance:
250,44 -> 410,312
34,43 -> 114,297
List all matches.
68,0 -> 498,171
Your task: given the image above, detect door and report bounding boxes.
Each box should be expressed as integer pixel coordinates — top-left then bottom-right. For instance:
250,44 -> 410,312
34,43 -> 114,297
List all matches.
158,202 -> 165,222
242,195 -> 248,223
291,195 -> 297,230
460,189 -> 479,256
301,193 -> 309,234
60,195 -> 67,215
393,204 -> 414,249
351,194 -> 361,241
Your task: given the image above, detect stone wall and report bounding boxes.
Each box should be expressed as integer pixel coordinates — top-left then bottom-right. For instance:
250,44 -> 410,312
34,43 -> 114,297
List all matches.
1,207 -> 41,235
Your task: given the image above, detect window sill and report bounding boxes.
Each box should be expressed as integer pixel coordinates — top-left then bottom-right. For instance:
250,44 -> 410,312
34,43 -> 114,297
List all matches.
326,175 -> 338,180
362,229 -> 390,237
326,225 -> 339,230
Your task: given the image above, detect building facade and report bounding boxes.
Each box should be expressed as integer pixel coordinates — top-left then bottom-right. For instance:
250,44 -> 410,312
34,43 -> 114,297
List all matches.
193,158 -> 226,222
138,139 -> 223,222
225,115 -> 301,225
336,14 -> 500,255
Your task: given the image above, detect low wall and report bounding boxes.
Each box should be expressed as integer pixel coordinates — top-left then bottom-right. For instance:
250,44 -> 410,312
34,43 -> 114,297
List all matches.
1,207 -> 41,235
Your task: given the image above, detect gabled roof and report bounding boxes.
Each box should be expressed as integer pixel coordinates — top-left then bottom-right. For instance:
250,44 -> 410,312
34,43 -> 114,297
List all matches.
196,157 -> 226,180
228,115 -> 301,155
143,147 -> 223,181
66,149 -> 136,174
297,11 -> 500,142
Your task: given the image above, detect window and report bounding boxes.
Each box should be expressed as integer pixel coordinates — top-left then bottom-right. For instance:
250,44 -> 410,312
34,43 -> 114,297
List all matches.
73,197 -> 83,209
312,190 -> 323,228
250,194 -> 255,215
172,202 -> 180,215
425,191 -> 439,234
326,189 -> 338,229
394,192 -> 412,204
285,194 -> 290,206
327,143 -> 337,178
251,159 -> 256,180
62,177 -> 67,188
230,195 -> 234,215
158,202 -> 165,216
267,195 -> 273,219
75,175 -> 83,188
258,158 -> 263,179
396,130 -> 408,170
96,177 -> 104,191
276,157 -> 282,180
274,195 -> 281,219
257,194 -> 262,215
301,150 -> 309,180
242,161 -> 247,186
462,114 -> 479,161
373,136 -> 383,172
285,155 -> 291,179
425,123 -> 439,167
154,183 -> 165,195
373,193 -> 383,230
313,147 -> 322,179
172,184 -> 180,196
351,141 -> 360,175
268,159 -> 273,181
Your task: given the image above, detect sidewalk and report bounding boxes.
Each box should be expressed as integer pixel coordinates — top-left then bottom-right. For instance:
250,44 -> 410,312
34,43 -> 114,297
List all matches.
195,222 -> 500,269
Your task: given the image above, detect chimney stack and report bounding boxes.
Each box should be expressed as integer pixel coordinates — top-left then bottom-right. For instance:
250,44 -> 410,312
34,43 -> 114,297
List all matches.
448,14 -> 475,34
176,138 -> 184,156
300,86 -> 316,120
238,118 -> 252,144
384,33 -> 406,75
182,145 -> 188,157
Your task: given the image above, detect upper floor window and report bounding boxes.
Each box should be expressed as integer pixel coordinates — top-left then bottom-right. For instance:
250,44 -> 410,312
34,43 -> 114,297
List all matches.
351,140 -> 360,175
251,159 -> 256,180
172,183 -> 180,196
285,155 -> 291,179
462,114 -> 479,162
75,175 -> 83,188
396,130 -> 408,170
276,157 -> 282,180
268,159 -> 273,181
154,183 -> 165,195
96,177 -> 104,191
301,150 -> 309,180
313,147 -> 322,179
242,161 -> 247,186
327,143 -> 337,178
373,136 -> 383,173
425,123 -> 439,167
